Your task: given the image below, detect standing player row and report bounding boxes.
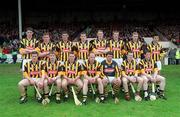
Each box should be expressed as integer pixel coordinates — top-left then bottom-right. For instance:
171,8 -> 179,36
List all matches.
19,28 -> 165,71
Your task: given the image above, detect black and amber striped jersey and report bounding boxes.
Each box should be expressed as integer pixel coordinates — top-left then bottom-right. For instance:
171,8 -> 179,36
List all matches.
109,40 -> 124,58
23,60 -> 44,78
56,41 -> 72,62
38,42 -> 56,61
147,42 -> 164,61
139,59 -> 158,75
121,59 -> 139,76
60,61 -> 81,79
101,60 -> 120,78
81,60 -> 101,77
91,39 -> 108,57
76,41 -> 90,60
42,61 -> 61,78
126,41 -> 142,59
19,38 -> 39,59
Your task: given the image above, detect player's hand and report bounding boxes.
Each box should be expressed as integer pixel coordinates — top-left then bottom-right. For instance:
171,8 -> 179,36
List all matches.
150,77 -> 156,83
25,49 -> 31,53
29,79 -> 35,85
48,78 -> 54,84
126,76 -> 131,80
91,78 -> 96,83
38,81 -> 44,88
129,76 -> 136,82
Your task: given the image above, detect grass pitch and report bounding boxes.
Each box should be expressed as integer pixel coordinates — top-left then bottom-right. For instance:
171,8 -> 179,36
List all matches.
0,64 -> 180,117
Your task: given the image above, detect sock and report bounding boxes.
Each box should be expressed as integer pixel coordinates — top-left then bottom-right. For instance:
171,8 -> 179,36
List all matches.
159,90 -> 164,95
83,95 -> 87,100
113,83 -> 120,98
104,86 -> 108,97
144,90 -> 148,97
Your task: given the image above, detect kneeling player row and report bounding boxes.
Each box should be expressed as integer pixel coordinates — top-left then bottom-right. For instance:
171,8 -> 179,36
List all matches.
18,51 -> 166,105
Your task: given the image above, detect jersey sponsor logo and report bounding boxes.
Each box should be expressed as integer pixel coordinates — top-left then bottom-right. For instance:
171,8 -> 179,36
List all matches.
30,71 -> 40,75
48,70 -> 57,74
126,69 -> 134,73
80,49 -> 88,52
145,68 -> 152,72
152,51 -> 160,54
41,49 -> 49,52
112,47 -> 120,51
88,70 -> 96,74
97,47 -> 106,50
26,46 -> 34,50
67,70 -> 76,74
104,68 -> 115,73
63,48 -> 70,52
132,49 -> 140,52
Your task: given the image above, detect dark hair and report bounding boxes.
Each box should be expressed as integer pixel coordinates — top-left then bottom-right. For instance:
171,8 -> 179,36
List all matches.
89,51 -> 95,56
106,51 -> 113,56
113,30 -> 119,34
69,51 -> 75,55
26,27 -> 33,32
97,30 -> 103,33
62,31 -> 68,35
143,49 -> 151,55
80,32 -> 86,35
31,51 -> 38,55
43,32 -> 50,36
49,50 -> 55,55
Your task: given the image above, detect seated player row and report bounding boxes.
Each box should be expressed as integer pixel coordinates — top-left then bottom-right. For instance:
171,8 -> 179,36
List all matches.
18,50 -> 166,105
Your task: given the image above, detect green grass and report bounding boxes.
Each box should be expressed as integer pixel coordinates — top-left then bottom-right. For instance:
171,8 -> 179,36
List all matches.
0,64 -> 180,117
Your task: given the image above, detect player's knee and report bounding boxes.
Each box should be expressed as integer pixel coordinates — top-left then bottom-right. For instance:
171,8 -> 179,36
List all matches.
56,79 -> 61,86
44,79 -> 48,86
161,76 -> 166,83
83,79 -> 88,84
113,80 -> 121,86
102,79 -> 108,85
18,81 -> 23,87
62,81 -> 67,88
143,77 -> 148,83
122,78 -> 128,84
97,78 -> 102,84
137,77 -> 143,84
78,82 -> 83,89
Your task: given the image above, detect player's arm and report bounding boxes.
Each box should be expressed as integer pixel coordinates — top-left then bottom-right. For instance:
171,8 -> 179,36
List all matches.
97,40 -> 110,54
103,40 -> 110,54
139,61 -> 152,79
23,64 -> 35,84
74,63 -> 82,80
90,40 -> 103,54
93,63 -> 101,79
41,62 -> 48,80
121,62 -> 128,78
115,64 -> 120,78
81,63 -> 88,78
59,64 -> 67,79
19,39 -> 29,54
153,63 -> 159,78
160,46 -> 165,59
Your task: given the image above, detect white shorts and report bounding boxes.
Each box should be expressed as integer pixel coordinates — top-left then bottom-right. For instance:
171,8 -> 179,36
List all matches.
77,59 -> 85,65
32,78 -> 41,83
107,77 -> 115,83
95,57 -> 105,63
156,61 -> 162,70
136,58 -> 141,64
113,58 -> 123,67
22,59 -> 31,71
